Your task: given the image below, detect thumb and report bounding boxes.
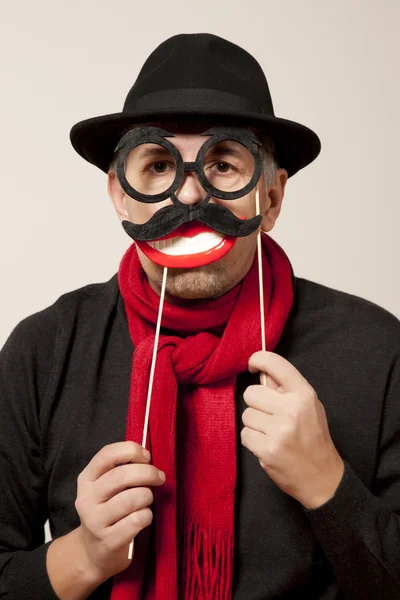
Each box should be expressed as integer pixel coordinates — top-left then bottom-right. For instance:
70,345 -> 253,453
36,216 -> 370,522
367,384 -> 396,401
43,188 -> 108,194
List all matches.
266,374 -> 280,390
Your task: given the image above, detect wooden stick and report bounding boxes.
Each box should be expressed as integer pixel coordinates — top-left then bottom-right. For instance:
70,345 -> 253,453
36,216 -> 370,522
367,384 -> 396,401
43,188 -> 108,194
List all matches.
255,189 -> 268,387
141,266 -> 168,450
128,265 -> 168,560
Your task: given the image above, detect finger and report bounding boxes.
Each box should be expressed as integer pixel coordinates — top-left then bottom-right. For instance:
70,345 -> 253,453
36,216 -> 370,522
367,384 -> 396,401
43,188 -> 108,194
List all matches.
249,351 -> 309,393
105,507 -> 154,550
266,374 -> 281,391
240,426 -> 266,458
241,407 -> 270,434
257,369 -> 280,390
243,384 -> 284,414
81,442 -> 150,483
101,487 -> 154,527
249,352 -> 275,383
95,463 -> 165,502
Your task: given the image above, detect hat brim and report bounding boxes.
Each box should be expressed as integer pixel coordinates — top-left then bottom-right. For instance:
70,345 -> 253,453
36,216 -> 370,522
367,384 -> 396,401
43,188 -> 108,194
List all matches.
70,107 -> 321,178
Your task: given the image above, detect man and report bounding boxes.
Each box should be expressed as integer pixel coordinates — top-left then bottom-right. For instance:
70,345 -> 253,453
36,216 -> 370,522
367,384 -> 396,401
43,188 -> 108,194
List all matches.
0,32 -> 399,600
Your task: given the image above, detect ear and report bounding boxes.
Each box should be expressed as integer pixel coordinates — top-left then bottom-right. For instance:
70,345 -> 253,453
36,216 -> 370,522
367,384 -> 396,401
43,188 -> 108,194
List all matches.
108,170 -> 130,222
259,168 -> 288,232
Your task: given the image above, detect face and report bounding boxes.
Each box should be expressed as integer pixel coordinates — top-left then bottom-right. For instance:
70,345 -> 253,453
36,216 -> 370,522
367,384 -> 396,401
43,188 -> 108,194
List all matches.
108,122 -> 288,301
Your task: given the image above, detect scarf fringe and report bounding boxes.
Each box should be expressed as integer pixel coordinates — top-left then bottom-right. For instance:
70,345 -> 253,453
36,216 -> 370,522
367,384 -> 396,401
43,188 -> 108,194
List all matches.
178,515 -> 234,600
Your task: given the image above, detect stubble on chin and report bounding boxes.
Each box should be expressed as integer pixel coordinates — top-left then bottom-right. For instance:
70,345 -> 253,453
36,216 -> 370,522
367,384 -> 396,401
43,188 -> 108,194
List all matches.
136,240 -> 256,301
142,258 -> 230,300
164,262 -> 230,299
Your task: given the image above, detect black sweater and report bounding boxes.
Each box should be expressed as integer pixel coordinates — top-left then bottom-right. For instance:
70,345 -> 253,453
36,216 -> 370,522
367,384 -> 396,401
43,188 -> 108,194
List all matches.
1,273 -> 400,600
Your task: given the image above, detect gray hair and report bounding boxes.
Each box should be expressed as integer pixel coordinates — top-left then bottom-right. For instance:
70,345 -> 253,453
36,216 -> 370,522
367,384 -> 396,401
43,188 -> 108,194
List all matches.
257,133 -> 279,189
108,122 -> 279,190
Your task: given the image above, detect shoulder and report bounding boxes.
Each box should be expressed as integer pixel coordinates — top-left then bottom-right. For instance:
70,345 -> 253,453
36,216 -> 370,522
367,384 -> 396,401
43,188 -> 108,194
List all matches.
0,274 -> 121,427
1,273 -> 120,357
293,277 -> 400,354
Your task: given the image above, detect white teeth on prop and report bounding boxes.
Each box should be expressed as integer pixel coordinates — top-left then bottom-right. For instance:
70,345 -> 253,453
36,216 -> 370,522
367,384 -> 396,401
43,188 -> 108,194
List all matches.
148,232 -> 224,255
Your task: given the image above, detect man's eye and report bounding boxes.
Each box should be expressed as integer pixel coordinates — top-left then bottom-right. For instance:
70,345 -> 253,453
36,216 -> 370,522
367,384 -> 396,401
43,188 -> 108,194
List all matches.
150,161 -> 173,174
213,162 -> 232,174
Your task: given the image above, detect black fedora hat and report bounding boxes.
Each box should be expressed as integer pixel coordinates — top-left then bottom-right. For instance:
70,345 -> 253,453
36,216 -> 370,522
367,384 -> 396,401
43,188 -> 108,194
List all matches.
70,33 -> 321,178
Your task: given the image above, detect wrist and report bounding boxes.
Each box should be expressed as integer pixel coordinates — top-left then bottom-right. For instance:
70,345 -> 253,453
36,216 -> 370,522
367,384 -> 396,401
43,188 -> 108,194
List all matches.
47,528 -> 104,600
299,458 -> 345,510
73,527 -> 107,585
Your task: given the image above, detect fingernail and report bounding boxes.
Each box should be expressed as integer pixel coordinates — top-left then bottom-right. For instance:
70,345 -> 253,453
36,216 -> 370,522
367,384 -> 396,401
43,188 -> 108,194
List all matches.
158,470 -> 166,482
143,449 -> 151,461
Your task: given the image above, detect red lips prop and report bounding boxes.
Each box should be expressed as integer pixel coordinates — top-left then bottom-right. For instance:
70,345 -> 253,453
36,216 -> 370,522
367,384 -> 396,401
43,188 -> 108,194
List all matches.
135,222 -> 238,268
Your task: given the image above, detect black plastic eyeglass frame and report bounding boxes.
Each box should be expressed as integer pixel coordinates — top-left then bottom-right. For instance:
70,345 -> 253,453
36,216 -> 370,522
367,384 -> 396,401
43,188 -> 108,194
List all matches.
115,125 -> 263,204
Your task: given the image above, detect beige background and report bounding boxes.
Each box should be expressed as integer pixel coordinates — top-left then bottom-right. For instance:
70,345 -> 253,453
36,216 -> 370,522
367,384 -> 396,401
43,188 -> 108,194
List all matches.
1,0 -> 399,349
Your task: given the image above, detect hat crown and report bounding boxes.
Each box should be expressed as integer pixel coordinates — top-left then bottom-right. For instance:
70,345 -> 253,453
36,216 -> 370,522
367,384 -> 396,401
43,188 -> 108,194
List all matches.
70,33 -> 321,177
123,33 -> 274,116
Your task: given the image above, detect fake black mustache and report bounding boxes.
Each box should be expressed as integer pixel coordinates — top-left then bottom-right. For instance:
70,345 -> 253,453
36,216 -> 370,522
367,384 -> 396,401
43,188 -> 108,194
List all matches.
121,202 -> 262,242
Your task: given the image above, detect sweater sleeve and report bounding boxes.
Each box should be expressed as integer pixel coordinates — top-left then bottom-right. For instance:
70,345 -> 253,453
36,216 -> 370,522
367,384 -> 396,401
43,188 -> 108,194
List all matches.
0,316 -> 59,600
303,349 -> 400,598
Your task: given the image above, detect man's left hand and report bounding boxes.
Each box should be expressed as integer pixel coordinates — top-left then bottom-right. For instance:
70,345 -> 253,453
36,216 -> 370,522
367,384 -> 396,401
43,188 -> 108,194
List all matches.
241,351 -> 345,509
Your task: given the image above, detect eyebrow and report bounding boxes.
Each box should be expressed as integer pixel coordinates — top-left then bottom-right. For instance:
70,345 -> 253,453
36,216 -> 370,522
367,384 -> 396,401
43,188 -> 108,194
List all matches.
136,147 -> 172,159
206,146 -> 244,159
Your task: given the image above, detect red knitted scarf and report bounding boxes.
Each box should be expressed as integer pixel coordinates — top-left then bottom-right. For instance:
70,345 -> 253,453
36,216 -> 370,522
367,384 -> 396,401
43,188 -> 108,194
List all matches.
111,232 -> 294,600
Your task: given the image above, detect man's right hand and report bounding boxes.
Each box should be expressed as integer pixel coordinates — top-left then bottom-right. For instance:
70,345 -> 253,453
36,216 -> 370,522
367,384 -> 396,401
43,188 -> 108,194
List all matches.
46,441 -> 166,600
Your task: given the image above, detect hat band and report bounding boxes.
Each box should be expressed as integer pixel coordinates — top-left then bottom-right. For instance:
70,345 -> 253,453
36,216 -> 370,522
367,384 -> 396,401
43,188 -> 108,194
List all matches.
124,88 -> 269,116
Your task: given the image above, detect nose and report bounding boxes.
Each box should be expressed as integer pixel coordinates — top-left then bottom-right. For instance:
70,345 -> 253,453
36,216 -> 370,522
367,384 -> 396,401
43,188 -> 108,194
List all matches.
175,172 -> 207,206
